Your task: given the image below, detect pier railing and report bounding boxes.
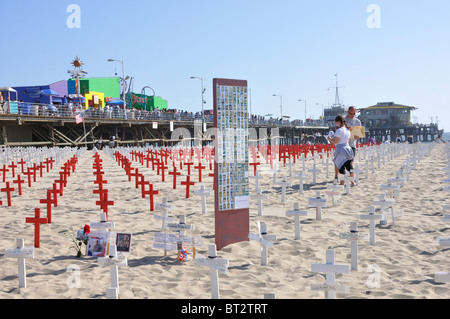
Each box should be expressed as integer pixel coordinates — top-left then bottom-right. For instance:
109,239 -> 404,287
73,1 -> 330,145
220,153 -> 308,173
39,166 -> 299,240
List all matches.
0,101 -> 327,128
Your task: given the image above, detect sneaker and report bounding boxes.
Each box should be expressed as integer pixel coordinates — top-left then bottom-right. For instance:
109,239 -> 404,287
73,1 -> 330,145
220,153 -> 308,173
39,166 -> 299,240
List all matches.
333,178 -> 338,185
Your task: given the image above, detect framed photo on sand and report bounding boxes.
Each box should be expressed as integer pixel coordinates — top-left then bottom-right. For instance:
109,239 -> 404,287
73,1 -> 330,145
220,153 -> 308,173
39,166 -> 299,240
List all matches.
86,231 -> 110,257
114,232 -> 132,255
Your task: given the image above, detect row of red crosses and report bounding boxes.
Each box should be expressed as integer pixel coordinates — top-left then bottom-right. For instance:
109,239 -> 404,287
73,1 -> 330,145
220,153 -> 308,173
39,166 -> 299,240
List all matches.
25,155 -> 80,248
123,147 -> 215,199
112,151 -> 160,211
0,157 -> 57,206
92,153 -> 114,221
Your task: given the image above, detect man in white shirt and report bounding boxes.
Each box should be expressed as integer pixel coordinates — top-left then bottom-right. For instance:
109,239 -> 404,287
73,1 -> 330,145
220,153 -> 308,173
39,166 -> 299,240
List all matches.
345,106 -> 361,157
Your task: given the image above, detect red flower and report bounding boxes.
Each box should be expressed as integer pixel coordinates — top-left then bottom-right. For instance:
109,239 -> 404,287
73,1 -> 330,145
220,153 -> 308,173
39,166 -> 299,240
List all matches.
84,225 -> 91,234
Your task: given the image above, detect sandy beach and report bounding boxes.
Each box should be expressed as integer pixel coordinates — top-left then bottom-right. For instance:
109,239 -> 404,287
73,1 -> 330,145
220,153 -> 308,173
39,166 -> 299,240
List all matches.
0,142 -> 449,300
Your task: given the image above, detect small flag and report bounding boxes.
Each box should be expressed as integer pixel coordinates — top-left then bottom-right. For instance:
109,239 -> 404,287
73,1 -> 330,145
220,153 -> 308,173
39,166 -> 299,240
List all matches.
179,248 -> 188,261
75,112 -> 84,124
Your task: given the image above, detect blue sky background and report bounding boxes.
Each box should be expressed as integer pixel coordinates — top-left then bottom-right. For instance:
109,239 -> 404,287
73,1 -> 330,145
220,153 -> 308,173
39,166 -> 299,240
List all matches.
1,1 -> 449,130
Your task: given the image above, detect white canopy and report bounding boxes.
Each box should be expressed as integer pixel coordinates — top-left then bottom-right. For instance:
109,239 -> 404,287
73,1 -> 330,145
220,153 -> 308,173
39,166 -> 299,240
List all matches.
0,87 -> 17,92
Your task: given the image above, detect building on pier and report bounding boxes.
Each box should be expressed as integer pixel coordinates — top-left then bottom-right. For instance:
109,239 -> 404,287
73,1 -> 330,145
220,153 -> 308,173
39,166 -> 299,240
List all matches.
358,102 -> 443,143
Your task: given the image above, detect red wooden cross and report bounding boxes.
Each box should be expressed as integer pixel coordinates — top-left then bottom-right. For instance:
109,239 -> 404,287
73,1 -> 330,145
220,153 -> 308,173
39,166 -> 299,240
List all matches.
93,170 -> 104,181
194,163 -> 206,182
0,165 -> 9,183
23,169 -> 34,187
140,180 -> 150,198
184,162 -> 194,176
249,162 -> 261,176
38,163 -> 46,178
39,190 -> 57,223
18,158 -> 26,174
54,179 -> 65,195
181,175 -> 195,199
13,174 -> 25,195
49,183 -> 62,207
159,163 -> 168,182
135,174 -> 145,190
129,168 -> 140,185
1,182 -> 15,206
25,208 -> 48,248
94,175 -> 108,190
93,188 -> 108,202
124,165 -> 135,182
58,171 -> 68,187
96,192 -> 114,220
8,162 -> 17,178
48,157 -> 55,170
32,163 -> 37,182
168,167 -> 182,189
143,183 -> 159,211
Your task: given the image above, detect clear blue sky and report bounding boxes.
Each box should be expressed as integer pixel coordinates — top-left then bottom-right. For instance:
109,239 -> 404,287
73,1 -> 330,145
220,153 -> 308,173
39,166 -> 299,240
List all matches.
1,1 -> 449,130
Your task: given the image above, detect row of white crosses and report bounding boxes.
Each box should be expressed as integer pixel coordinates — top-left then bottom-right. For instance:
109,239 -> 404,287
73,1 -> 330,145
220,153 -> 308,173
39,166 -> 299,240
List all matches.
152,197 -> 204,260
309,143 -> 432,298
3,147 -> 88,290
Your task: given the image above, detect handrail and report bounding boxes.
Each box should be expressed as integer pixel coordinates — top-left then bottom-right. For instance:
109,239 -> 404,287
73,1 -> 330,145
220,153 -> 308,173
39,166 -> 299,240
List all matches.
0,101 -> 328,128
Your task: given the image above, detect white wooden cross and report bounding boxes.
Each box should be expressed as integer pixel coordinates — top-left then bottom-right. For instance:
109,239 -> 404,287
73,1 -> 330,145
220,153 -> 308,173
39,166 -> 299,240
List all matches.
360,206 -> 383,245
380,183 -> 400,198
251,187 -> 268,216
249,170 -> 264,192
352,164 -> 364,186
195,244 -> 229,299
276,175 -> 291,203
339,222 -> 369,271
324,157 -> 334,179
248,221 -> 277,266
154,198 -> 175,257
298,155 -> 307,171
90,212 -> 116,230
311,249 -> 350,299
167,215 -> 195,232
271,164 -> 281,183
373,193 -> 394,225
98,244 -> 128,299
308,191 -> 327,220
435,214 -> 450,283
389,171 -> 406,188
285,203 -> 308,239
285,157 -> 295,177
362,160 -> 371,179
5,238 -> 34,288
326,183 -> 344,206
308,161 -> 321,185
320,149 -> 327,165
194,185 -> 211,214
342,171 -> 355,195
293,171 -> 309,193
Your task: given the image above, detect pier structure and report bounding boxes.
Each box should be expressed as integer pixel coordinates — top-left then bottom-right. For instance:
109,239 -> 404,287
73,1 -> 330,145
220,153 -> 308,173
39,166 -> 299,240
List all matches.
0,112 -> 330,148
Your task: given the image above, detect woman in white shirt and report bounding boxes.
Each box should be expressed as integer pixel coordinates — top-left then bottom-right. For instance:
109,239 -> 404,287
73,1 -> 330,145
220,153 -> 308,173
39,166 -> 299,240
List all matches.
326,115 -> 355,185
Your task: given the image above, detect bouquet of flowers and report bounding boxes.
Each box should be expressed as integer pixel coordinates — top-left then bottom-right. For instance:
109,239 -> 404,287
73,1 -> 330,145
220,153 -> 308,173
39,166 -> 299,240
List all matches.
65,225 -> 91,258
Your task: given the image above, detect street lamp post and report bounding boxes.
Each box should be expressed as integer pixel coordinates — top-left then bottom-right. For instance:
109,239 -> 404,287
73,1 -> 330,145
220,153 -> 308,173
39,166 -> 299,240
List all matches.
273,94 -> 282,118
190,76 -> 206,132
298,99 -> 307,124
316,103 -> 324,123
108,58 -> 126,107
